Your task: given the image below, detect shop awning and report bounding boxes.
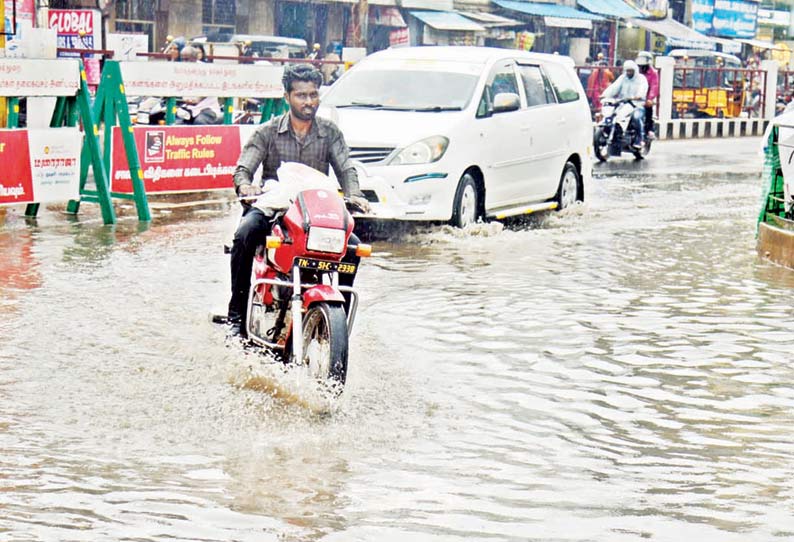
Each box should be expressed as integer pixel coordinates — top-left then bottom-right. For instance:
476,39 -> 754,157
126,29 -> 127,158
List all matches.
494,1 -> 604,21
544,16 -> 593,29
457,11 -> 524,28
493,0 -> 604,28
409,10 -> 486,32
370,7 -> 406,27
630,16 -> 717,50
737,38 -> 779,50
711,36 -> 743,54
578,0 -> 643,19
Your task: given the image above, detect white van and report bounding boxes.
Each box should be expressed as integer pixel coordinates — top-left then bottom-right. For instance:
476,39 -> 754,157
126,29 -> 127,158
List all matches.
320,46 -> 593,226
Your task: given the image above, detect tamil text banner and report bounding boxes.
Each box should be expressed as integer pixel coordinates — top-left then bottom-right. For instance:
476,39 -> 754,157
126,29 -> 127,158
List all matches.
119,62 -> 284,98
0,128 -> 82,206
0,59 -> 81,96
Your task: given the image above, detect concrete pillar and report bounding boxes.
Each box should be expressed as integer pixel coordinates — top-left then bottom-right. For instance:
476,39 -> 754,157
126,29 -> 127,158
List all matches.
249,0 -> 276,35
36,0 -> 49,29
761,59 -> 779,120
788,2 -> 794,40
656,55 -> 675,138
167,0 -> 202,39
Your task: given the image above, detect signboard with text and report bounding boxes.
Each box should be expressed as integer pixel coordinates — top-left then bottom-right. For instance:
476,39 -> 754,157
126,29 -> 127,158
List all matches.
691,0 -> 759,38
0,129 -> 81,206
111,125 -> 259,193
118,62 -> 285,98
712,0 -> 759,38
47,9 -> 103,86
0,59 -> 80,96
2,0 -> 35,58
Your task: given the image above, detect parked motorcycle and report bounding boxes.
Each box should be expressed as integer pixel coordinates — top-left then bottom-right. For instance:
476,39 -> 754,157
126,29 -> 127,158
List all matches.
241,162 -> 371,395
133,96 -> 167,125
593,98 -> 651,161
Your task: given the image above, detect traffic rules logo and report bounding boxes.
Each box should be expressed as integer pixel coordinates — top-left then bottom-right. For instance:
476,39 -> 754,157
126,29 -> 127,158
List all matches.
145,130 -> 165,163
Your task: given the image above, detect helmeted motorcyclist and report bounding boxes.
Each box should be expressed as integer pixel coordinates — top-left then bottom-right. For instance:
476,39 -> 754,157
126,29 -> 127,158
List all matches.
601,60 -> 648,149
636,51 -> 659,139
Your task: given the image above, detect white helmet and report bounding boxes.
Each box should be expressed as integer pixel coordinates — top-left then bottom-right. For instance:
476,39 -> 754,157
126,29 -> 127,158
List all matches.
635,51 -> 653,66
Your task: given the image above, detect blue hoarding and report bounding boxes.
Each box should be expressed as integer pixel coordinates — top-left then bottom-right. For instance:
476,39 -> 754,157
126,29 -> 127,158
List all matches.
689,0 -> 759,39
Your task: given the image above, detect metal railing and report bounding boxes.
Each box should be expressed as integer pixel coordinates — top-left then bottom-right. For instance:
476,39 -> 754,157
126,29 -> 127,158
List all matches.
777,70 -> 794,114
135,52 -> 348,68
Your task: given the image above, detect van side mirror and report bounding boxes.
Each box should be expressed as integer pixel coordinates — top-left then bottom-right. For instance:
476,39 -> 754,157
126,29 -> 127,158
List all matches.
492,92 -> 520,113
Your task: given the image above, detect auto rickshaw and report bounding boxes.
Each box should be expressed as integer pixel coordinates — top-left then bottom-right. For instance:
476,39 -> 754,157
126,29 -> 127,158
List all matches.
668,49 -> 745,118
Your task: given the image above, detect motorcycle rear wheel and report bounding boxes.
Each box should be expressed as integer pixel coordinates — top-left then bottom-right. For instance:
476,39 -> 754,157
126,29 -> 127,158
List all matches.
594,128 -> 609,162
301,302 -> 349,393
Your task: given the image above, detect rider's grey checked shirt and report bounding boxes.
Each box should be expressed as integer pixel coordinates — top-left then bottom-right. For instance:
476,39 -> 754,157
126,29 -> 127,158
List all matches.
233,112 -> 362,197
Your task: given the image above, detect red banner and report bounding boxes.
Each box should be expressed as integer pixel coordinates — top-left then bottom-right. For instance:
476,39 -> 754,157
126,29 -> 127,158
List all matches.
0,129 -> 81,206
111,125 -> 244,193
0,131 -> 33,205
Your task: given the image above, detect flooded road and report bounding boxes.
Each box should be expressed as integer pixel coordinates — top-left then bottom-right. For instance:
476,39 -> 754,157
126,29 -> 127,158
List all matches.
2,137 -> 794,541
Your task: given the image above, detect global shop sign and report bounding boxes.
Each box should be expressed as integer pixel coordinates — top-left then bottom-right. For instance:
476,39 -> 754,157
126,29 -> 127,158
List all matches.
47,9 -> 103,86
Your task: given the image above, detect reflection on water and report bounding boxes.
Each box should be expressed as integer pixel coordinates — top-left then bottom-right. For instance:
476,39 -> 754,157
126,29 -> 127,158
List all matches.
1,139 -> 794,540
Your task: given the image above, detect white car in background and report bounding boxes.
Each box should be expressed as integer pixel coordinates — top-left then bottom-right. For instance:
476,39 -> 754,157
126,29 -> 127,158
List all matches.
320,46 -> 593,227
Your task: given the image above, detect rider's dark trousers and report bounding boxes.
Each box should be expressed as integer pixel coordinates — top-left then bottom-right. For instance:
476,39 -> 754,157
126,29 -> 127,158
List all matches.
630,107 -> 645,146
644,105 -> 654,135
228,207 -> 360,330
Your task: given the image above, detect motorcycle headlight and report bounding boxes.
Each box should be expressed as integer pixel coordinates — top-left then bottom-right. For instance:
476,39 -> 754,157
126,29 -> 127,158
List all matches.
388,136 -> 449,166
306,227 -> 346,254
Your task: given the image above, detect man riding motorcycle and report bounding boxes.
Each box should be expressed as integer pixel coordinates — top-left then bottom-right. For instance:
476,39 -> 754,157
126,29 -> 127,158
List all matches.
636,51 -> 659,139
227,64 -> 371,338
600,60 -> 648,150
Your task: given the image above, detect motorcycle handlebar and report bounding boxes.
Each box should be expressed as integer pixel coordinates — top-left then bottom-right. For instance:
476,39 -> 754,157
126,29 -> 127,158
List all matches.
237,193 -> 368,215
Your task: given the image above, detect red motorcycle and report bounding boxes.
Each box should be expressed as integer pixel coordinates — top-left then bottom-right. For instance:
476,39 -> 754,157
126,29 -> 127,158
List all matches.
244,163 -> 371,394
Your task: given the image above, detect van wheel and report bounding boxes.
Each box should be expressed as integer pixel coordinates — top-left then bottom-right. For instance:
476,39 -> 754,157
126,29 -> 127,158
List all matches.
451,173 -> 479,228
556,162 -> 581,211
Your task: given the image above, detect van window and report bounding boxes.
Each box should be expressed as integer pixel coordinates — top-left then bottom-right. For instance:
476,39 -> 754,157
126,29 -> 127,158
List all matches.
518,65 -> 555,107
477,60 -> 519,118
544,62 -> 581,104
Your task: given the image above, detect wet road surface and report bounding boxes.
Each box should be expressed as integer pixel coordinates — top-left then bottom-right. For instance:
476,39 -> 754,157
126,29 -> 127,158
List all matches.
1,137 -> 794,541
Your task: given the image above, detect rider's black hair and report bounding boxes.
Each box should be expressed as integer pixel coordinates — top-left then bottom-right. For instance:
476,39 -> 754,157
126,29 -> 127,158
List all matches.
282,63 -> 324,93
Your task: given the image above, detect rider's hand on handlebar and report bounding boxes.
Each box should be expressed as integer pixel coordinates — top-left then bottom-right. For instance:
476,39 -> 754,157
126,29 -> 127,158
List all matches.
347,195 -> 371,215
238,183 -> 262,199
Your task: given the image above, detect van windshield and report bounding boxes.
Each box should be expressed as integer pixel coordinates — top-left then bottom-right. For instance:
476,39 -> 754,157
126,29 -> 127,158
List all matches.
323,69 -> 480,111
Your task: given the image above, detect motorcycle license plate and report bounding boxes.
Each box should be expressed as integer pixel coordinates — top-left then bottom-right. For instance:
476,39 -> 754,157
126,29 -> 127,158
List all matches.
296,257 -> 357,274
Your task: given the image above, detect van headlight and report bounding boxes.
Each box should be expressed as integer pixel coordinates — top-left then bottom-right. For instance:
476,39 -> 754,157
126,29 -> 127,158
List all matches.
307,227 -> 346,253
388,136 -> 449,165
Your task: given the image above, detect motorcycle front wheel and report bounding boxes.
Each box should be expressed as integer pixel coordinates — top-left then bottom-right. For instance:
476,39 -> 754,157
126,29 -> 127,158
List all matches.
301,302 -> 349,393
593,127 -> 609,162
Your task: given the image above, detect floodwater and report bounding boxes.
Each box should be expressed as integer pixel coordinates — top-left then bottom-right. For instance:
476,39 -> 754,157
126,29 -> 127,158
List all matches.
1,137 -> 793,541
